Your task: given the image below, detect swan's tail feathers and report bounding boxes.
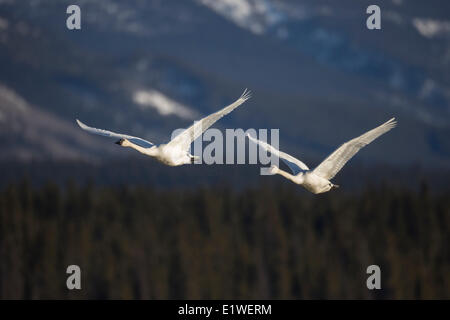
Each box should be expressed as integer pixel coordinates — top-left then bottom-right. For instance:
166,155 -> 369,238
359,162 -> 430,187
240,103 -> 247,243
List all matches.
239,88 -> 252,102
115,138 -> 125,146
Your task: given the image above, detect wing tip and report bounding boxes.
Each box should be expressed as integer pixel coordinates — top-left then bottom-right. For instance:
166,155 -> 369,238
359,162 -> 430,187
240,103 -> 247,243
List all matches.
75,118 -> 85,128
386,117 -> 397,129
240,88 -> 252,101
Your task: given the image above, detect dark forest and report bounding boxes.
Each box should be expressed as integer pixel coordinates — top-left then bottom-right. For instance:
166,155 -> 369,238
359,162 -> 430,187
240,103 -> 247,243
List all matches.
1,178 -> 448,299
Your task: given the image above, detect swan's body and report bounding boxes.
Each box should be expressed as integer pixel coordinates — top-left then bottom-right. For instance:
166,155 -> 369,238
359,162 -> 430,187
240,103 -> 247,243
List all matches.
247,118 -> 397,194
77,89 -> 251,166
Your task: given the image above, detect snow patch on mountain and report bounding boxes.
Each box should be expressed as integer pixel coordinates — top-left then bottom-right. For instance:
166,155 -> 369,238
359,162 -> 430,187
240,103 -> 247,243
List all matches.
412,18 -> 450,38
0,84 -> 110,161
196,0 -> 285,34
133,89 -> 198,120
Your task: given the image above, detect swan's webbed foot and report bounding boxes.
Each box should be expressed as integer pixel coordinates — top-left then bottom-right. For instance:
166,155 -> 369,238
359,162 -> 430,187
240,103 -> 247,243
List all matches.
269,165 -> 279,175
190,156 -> 200,164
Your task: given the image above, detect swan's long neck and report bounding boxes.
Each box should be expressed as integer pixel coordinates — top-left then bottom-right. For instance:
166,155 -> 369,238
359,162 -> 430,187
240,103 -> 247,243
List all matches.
275,168 -> 303,184
123,140 -> 158,156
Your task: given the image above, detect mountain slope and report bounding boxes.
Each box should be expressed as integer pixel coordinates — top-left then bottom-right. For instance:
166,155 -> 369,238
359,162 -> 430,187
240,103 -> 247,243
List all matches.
0,84 -> 110,161
0,0 -> 448,167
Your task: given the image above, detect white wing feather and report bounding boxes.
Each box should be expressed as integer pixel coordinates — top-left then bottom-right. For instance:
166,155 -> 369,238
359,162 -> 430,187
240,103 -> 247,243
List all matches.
167,89 -> 251,152
76,119 -> 154,148
246,133 -> 309,175
313,118 -> 397,180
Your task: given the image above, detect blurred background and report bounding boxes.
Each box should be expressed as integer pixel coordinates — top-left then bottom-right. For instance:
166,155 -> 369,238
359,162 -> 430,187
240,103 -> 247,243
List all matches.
0,0 -> 449,299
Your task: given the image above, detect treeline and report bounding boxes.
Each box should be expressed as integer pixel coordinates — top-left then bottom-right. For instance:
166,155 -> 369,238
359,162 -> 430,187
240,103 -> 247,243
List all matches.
1,159 -> 449,192
0,180 -> 449,299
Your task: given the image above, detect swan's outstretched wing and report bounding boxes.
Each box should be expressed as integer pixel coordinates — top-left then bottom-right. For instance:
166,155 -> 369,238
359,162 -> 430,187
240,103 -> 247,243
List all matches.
167,89 -> 251,152
246,133 -> 309,175
76,119 -> 154,148
313,118 -> 397,180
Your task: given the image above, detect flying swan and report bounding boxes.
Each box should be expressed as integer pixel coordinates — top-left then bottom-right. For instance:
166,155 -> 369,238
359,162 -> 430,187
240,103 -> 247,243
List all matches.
76,89 -> 251,166
247,118 -> 397,194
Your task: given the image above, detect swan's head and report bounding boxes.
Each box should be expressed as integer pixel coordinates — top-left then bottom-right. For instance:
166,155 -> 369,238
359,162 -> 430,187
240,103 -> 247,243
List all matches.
115,138 -> 132,147
318,182 -> 339,194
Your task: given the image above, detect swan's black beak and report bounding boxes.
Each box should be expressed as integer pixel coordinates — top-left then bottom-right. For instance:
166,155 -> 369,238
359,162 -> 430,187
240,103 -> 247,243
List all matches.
115,139 -> 125,146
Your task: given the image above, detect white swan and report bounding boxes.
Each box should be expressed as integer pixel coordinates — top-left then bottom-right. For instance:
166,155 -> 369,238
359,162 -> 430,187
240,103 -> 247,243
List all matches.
76,89 -> 251,166
247,118 -> 397,194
